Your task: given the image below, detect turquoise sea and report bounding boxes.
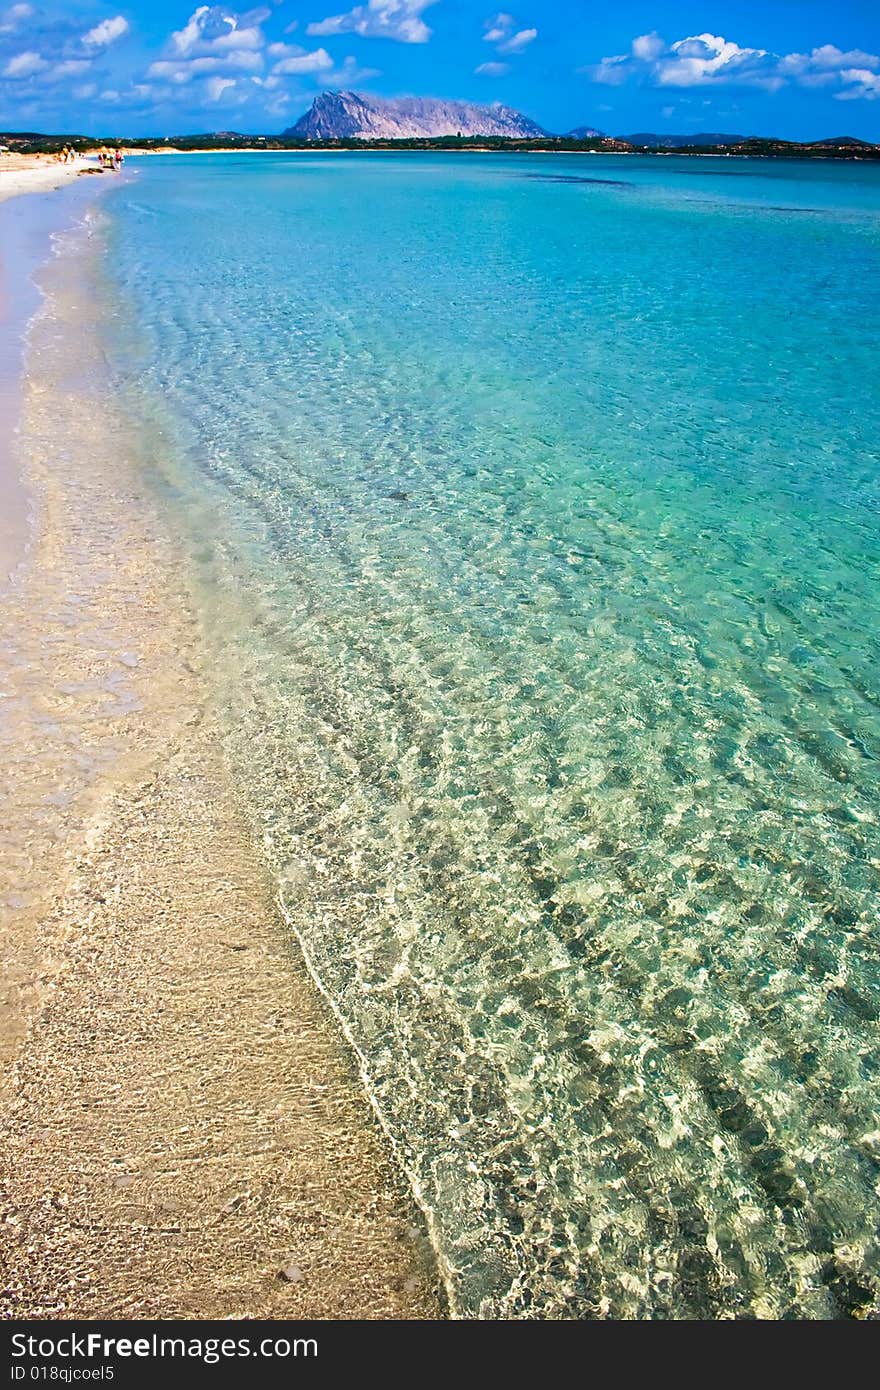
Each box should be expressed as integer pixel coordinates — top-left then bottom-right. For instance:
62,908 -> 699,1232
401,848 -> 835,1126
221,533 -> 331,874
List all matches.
101,153 -> 879,1317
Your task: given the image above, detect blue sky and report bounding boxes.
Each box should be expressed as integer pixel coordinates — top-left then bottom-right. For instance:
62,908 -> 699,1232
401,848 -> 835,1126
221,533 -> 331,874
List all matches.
1,2 -> 878,138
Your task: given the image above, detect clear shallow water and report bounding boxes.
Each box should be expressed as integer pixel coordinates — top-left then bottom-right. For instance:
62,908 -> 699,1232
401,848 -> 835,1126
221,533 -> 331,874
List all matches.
103,153 -> 879,1317
0,179 -> 102,578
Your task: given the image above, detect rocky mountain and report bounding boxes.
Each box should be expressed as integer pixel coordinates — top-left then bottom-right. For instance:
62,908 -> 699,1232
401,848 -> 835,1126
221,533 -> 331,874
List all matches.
567,126 -> 605,139
284,90 -> 546,140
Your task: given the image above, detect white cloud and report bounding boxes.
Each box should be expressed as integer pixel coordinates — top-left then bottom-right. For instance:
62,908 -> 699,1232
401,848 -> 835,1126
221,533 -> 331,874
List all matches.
45,58 -> 92,82
483,14 -> 512,44
95,81 -> 153,107
170,6 -> 219,55
265,44 -> 372,81
210,24 -> 262,52
326,53 -> 381,84
483,12 -> 536,55
501,27 -> 535,54
582,29 -> 880,99
585,54 -> 629,87
145,6 -> 269,93
780,44 -> 880,75
74,82 -> 97,99
475,61 -> 509,77
836,68 -> 880,100
631,32 -> 664,63
148,50 -> 262,81
83,15 -> 129,48
272,46 -> 333,75
2,49 -> 47,77
307,0 -> 438,45
657,33 -> 777,89
171,6 -> 264,57
204,74 -> 236,100
0,2 -> 32,31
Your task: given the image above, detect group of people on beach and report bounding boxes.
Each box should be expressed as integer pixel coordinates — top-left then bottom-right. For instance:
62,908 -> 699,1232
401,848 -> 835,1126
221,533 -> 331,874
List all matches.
98,147 -> 124,171
56,145 -> 124,171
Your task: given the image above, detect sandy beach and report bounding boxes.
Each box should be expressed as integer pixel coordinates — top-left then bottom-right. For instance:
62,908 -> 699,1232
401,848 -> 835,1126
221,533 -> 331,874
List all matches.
0,168 -> 443,1317
0,153 -> 100,203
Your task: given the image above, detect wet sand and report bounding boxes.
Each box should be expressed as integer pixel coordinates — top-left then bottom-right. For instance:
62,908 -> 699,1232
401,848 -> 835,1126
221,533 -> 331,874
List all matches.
0,180 -> 443,1318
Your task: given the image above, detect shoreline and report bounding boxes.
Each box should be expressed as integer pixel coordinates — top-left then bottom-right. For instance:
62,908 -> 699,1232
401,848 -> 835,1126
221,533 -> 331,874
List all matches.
0,174 -> 112,585
0,169 -> 443,1319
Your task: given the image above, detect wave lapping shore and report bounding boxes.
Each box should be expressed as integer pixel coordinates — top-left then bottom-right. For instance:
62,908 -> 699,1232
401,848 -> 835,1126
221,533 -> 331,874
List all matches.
0,192 -> 442,1318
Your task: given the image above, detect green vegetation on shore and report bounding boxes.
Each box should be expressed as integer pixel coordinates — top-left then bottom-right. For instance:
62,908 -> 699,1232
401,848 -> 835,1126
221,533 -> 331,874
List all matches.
2,130 -> 878,159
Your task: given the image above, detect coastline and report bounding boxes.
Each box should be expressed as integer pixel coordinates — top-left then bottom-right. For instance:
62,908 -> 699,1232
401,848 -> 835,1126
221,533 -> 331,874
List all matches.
0,172 -> 443,1318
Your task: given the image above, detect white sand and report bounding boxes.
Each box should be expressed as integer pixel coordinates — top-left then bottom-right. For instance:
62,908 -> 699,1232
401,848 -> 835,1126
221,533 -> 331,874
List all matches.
0,158 -> 95,203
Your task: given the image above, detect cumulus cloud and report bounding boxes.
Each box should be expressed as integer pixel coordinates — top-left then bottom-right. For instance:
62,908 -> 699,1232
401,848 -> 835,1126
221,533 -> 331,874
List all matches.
631,31 -> 664,63
204,74 -> 236,101
265,44 -> 378,83
779,43 -> 880,75
2,49 -> 47,77
170,6 -> 265,57
582,30 -> 880,100
140,5 -> 273,92
82,16 -> 129,49
475,61 -> 509,77
272,45 -> 333,75
586,54 -> 629,87
306,0 -> 438,45
502,27 -> 535,54
148,49 -> 262,82
836,68 -> 880,101
483,12 -> 536,55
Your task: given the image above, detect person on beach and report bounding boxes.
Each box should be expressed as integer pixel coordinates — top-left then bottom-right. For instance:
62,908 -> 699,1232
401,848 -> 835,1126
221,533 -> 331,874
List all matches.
114,147 -> 123,171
